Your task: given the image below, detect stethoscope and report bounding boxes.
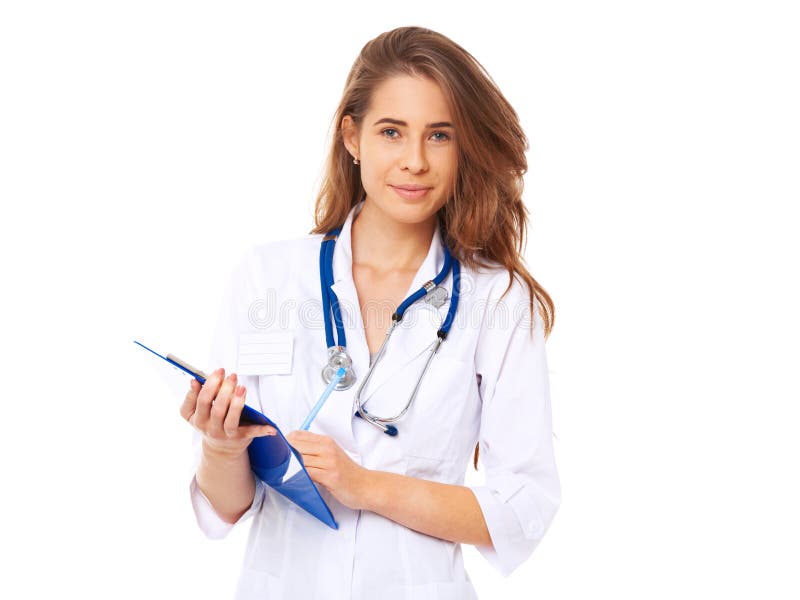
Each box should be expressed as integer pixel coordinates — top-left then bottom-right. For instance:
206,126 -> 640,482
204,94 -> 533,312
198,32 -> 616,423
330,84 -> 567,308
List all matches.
319,226 -> 461,436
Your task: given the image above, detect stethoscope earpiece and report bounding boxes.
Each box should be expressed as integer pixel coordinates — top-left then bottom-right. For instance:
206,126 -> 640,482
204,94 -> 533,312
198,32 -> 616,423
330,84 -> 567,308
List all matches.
354,410 -> 399,436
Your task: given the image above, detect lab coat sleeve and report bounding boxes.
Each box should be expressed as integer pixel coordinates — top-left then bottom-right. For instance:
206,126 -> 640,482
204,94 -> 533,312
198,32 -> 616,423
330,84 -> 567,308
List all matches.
187,247 -> 268,539
467,275 -> 561,576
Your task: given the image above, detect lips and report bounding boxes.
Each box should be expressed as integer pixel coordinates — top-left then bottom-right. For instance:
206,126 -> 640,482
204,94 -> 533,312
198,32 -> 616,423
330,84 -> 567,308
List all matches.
390,185 -> 432,200
392,184 -> 432,191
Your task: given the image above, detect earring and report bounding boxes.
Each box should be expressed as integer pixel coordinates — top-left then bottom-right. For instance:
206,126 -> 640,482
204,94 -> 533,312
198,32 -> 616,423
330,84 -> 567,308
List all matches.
353,157 -> 360,165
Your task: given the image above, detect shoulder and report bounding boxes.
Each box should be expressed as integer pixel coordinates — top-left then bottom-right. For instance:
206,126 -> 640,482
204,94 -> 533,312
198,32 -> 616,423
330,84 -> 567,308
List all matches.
249,233 -> 323,265
458,258 -> 542,337
461,258 -> 535,309
212,235 -> 324,306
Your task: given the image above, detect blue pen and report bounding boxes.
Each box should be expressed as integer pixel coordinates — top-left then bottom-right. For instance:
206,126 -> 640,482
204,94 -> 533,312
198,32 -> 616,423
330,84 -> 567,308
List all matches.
300,367 -> 345,430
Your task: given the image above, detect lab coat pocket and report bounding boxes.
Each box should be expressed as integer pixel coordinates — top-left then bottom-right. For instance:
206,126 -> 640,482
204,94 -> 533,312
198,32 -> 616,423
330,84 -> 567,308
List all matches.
235,568 -> 283,599
242,489 -> 295,579
404,454 -> 455,480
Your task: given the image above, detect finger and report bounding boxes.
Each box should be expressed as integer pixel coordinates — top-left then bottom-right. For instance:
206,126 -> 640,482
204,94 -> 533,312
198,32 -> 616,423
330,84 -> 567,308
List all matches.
179,378 -> 201,422
208,373 -> 237,438
287,438 -> 324,456
194,368 -> 225,428
298,455 -> 328,470
285,430 -> 322,448
287,430 -> 324,442
241,423 -> 278,439
223,384 -> 247,437
287,431 -> 335,455
304,465 -> 326,486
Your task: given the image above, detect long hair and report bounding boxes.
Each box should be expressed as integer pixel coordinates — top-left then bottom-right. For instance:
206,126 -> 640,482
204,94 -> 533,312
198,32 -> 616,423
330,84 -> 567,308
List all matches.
310,26 -> 555,469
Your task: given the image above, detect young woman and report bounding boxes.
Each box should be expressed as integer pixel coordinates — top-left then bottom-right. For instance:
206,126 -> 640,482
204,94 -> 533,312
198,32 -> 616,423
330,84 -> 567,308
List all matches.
180,26 -> 560,599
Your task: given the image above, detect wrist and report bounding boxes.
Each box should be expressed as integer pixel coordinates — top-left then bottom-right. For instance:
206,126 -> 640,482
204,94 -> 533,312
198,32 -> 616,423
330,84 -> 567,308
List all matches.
357,468 -> 385,513
201,438 -> 249,464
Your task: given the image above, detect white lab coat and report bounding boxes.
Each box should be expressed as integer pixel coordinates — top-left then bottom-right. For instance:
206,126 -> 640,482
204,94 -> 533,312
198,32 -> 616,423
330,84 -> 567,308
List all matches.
190,201 -> 560,599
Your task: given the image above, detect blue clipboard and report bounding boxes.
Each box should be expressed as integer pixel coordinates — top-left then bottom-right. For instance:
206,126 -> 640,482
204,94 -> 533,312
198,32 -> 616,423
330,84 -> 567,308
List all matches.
135,340 -> 338,530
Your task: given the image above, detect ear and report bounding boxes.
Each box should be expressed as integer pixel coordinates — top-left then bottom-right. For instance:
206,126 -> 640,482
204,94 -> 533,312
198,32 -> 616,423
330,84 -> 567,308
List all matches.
341,115 -> 360,161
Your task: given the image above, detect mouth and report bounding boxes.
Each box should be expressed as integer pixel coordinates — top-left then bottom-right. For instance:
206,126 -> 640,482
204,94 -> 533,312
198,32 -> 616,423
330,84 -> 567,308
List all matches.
390,184 -> 433,200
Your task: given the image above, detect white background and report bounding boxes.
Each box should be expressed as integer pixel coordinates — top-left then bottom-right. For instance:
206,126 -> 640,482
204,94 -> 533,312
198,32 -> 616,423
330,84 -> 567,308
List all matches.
1,1 -> 798,598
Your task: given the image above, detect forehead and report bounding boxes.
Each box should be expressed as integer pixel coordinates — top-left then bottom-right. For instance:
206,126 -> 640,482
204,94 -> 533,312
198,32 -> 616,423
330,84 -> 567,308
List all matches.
366,75 -> 453,123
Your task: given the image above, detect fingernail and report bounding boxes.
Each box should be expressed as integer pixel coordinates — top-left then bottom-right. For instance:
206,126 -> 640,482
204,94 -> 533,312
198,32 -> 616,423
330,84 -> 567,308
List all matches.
235,385 -> 245,397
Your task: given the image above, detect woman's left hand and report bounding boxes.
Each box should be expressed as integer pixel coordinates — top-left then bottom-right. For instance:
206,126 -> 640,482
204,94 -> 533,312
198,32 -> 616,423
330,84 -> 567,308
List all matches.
285,430 -> 370,511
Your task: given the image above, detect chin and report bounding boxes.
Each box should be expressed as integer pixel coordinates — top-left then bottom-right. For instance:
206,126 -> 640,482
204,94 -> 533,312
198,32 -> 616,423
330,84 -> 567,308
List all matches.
384,202 -> 441,226
371,193 -> 443,225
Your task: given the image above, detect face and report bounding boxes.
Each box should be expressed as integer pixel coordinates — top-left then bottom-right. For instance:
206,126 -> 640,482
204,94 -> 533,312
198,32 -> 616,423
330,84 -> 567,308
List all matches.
342,75 -> 458,227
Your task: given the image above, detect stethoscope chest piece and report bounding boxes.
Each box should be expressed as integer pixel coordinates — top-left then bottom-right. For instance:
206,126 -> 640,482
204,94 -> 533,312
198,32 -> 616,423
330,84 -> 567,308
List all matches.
322,346 -> 356,390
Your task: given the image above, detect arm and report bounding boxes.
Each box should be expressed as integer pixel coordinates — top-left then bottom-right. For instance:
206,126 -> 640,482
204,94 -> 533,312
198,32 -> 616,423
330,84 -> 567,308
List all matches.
357,280 -> 558,554
361,469 -> 492,547
183,373 -> 276,530
464,277 -> 561,576
196,439 -> 257,524
285,430 -> 492,546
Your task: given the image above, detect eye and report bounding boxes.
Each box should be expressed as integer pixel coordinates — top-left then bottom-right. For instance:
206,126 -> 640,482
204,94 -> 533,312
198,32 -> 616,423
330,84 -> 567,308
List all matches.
431,131 -> 451,142
381,128 -> 399,139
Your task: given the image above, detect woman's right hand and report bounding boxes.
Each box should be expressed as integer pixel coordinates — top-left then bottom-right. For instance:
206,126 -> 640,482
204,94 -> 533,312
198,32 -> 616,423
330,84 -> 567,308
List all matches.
180,368 -> 277,458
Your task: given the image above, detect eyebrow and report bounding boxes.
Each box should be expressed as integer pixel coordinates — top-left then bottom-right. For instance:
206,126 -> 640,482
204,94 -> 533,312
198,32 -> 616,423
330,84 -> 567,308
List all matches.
372,117 -> 454,128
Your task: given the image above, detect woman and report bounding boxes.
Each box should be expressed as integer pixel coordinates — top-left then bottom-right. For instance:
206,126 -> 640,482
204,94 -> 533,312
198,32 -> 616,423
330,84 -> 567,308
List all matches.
181,26 -> 560,599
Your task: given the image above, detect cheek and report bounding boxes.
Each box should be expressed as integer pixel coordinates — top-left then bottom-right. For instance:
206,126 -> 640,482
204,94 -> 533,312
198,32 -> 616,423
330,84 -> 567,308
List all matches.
435,148 -> 457,176
359,165 -> 382,196
360,157 -> 392,191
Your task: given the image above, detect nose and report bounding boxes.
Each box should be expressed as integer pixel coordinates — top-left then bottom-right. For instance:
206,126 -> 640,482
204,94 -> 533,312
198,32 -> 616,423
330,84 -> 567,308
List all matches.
400,136 -> 429,173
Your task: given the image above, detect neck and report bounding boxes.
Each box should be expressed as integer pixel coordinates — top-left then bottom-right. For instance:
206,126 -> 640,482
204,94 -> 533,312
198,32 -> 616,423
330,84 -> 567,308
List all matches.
351,200 -> 436,273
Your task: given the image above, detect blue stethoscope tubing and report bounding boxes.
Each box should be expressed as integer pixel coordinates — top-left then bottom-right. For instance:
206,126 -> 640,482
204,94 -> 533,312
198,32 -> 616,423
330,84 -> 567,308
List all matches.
319,226 -> 461,436
320,228 -> 348,350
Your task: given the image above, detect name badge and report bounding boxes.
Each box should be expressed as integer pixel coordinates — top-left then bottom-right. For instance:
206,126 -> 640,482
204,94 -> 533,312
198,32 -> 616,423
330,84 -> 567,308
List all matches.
237,331 -> 294,375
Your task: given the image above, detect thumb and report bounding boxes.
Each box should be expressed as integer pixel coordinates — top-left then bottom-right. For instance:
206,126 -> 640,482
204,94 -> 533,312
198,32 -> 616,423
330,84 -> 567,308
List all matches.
246,423 -> 278,439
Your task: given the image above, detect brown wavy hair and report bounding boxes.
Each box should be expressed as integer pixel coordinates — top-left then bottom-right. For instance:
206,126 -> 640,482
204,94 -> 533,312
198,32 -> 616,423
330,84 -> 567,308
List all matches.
310,26 -> 554,469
